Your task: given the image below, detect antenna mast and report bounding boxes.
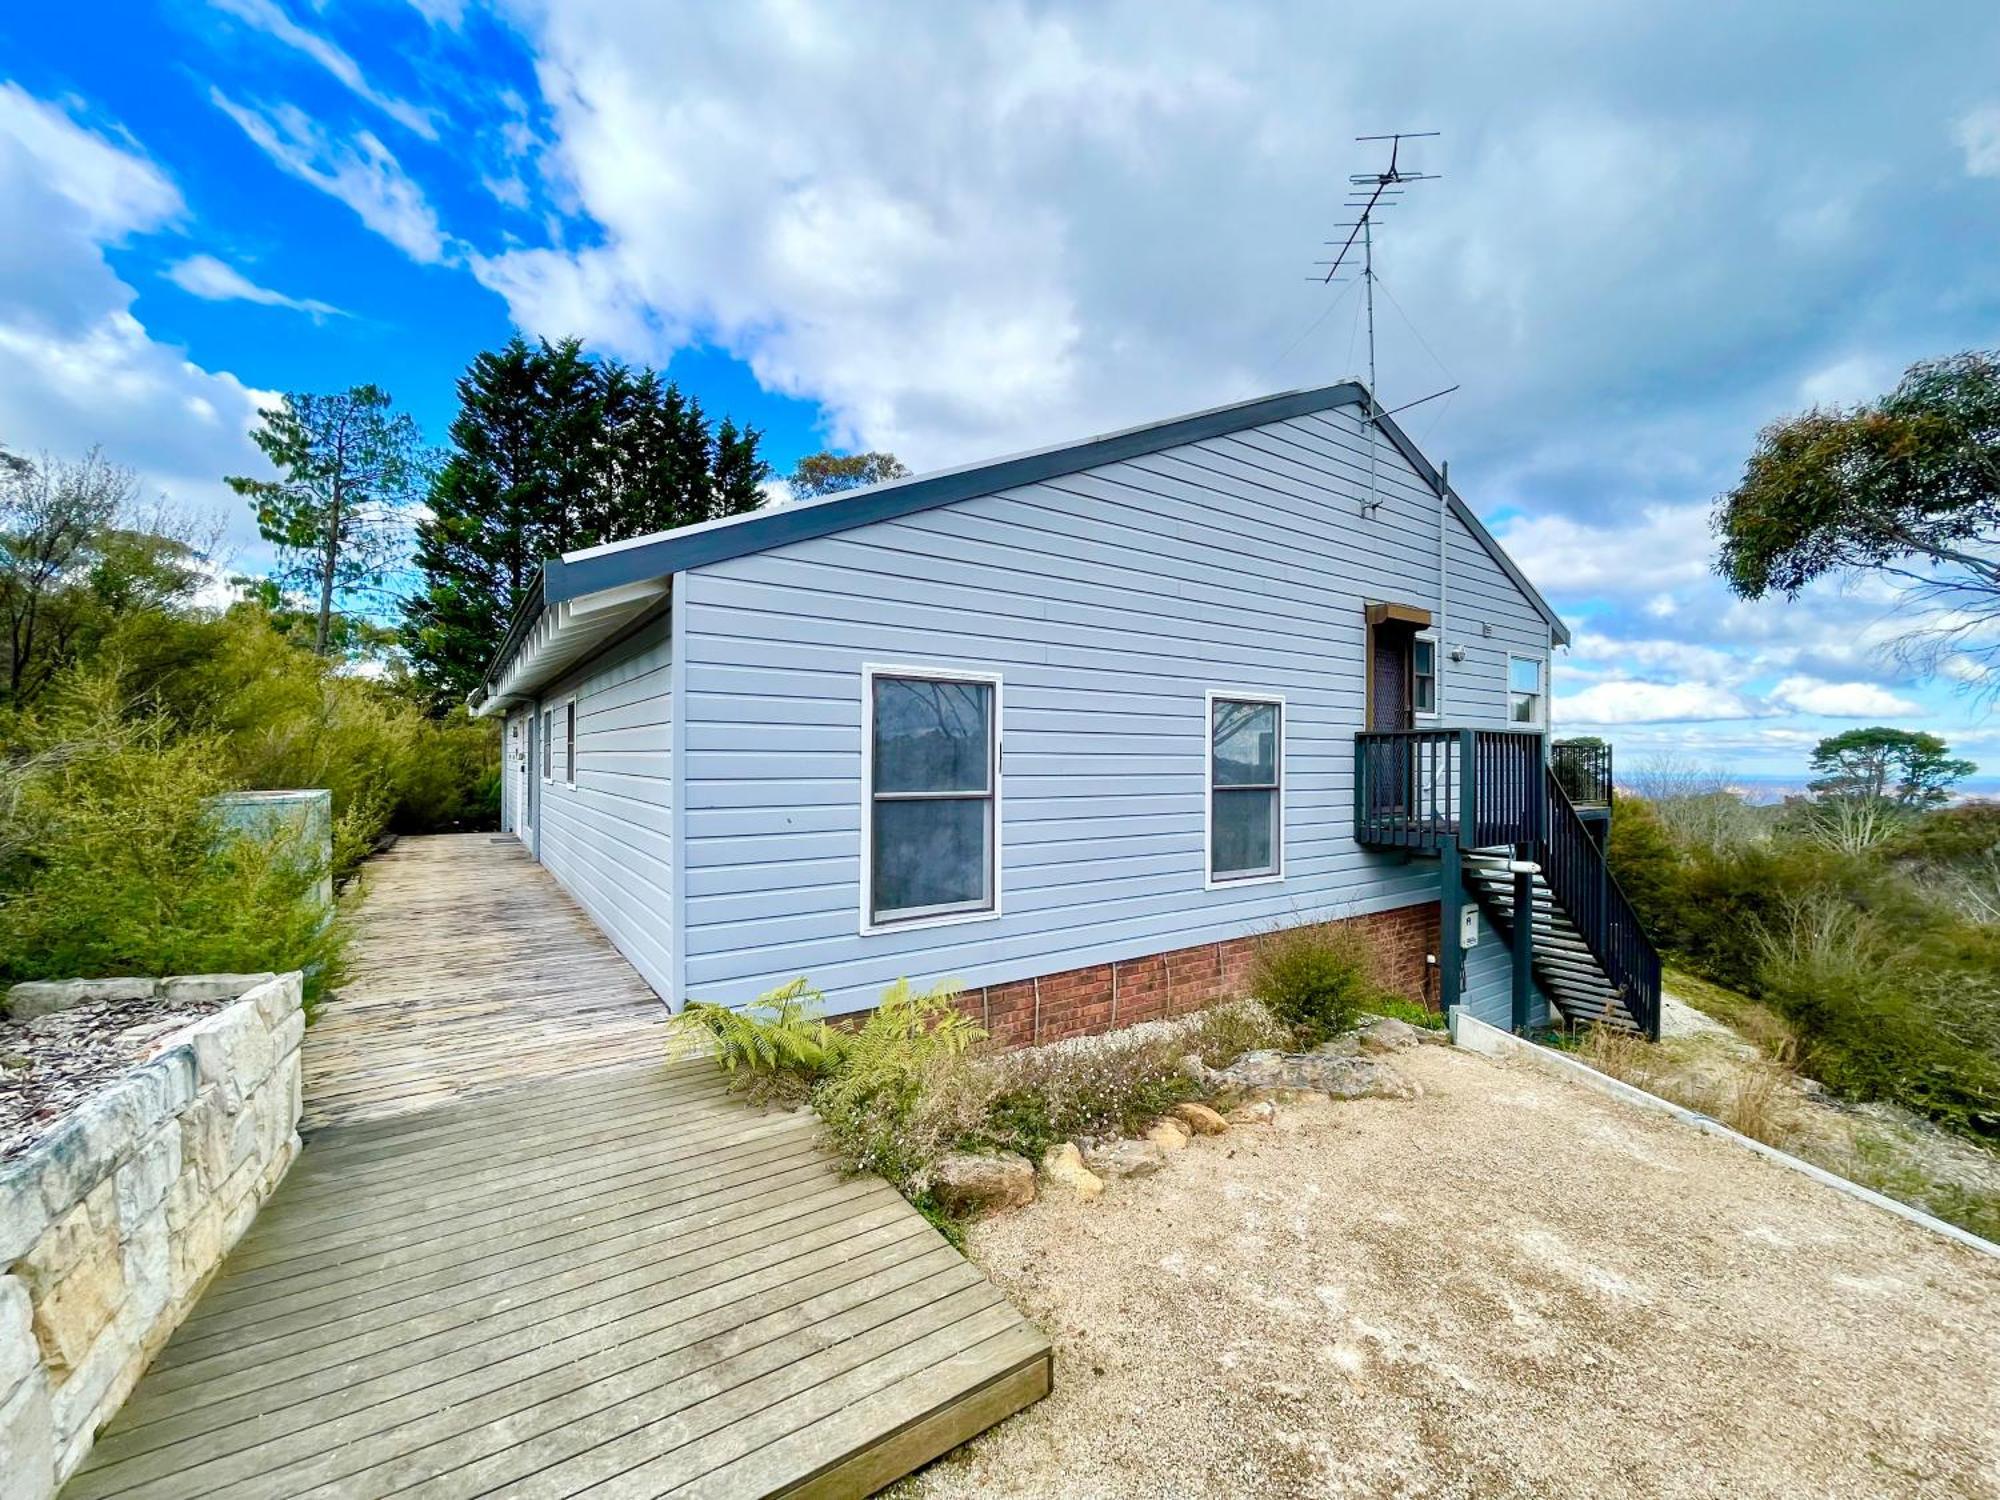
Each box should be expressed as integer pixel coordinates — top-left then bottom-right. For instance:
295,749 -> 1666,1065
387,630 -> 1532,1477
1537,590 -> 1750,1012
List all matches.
1311,130 -> 1438,514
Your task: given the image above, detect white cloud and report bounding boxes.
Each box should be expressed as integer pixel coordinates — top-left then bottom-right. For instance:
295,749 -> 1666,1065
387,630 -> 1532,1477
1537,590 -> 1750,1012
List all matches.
0,88 -> 274,559
165,253 -> 344,318
0,84 -> 182,239
211,91 -> 449,264
404,0 -> 466,27
1957,104 -> 2000,178
209,0 -> 437,140
1769,675 -> 1921,718
1492,502 -> 1715,596
1555,679 -> 1769,725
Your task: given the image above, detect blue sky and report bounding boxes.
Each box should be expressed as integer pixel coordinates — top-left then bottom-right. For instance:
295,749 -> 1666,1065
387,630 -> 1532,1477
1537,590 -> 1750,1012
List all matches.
2,1 -> 1999,780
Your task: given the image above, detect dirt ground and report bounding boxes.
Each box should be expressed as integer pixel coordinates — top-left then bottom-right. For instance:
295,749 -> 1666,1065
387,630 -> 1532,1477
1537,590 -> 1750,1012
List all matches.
899,1044 -> 2000,1500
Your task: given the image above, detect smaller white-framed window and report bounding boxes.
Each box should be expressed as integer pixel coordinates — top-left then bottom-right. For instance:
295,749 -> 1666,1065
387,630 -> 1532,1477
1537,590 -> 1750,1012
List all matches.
540,707 -> 554,780
563,699 -> 577,785
1205,690 -> 1284,887
1413,632 -> 1439,719
860,663 -> 1004,934
1509,655 -> 1544,727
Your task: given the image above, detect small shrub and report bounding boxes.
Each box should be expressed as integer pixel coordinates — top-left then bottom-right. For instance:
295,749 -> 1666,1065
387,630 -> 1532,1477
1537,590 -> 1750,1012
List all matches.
1249,919 -> 1389,1045
812,979 -> 988,1193
1177,997 -> 1290,1068
971,1028 -> 1198,1160
0,689 -> 346,1004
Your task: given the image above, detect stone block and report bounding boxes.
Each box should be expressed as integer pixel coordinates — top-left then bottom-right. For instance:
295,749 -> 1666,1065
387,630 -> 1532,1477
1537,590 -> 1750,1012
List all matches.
113,1129 -> 180,1226
0,1361 -> 54,1500
25,1237 -> 122,1376
169,1204 -> 222,1305
3,979 -> 154,1021
0,1168 -> 50,1265
118,1213 -> 170,1331
158,973 -> 276,1006
30,1079 -> 157,1220
0,1278 -> 36,1395
47,1331 -> 130,1474
250,972 -> 304,1027
270,1008 -> 306,1064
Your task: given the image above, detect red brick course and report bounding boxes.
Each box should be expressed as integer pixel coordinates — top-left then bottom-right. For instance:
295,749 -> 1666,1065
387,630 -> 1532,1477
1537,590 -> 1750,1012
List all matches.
954,901 -> 1441,1049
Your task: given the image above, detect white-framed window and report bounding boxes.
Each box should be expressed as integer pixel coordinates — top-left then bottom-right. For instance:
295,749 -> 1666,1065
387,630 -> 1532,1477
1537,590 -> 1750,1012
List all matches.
1205,690 -> 1284,886
860,664 -> 1002,933
1413,632 -> 1439,719
540,707 -> 553,780
1509,655 -> 1544,727
563,699 -> 577,785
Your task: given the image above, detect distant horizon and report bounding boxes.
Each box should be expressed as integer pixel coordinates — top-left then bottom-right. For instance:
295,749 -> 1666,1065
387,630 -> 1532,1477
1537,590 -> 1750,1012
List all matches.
1640,770 -> 2000,805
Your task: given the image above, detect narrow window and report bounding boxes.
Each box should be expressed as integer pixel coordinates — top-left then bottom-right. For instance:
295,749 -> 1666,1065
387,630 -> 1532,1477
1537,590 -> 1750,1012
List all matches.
541,708 -> 553,779
564,701 -> 577,784
1413,635 -> 1438,717
1509,656 -> 1544,726
866,669 -> 999,926
1209,694 -> 1282,882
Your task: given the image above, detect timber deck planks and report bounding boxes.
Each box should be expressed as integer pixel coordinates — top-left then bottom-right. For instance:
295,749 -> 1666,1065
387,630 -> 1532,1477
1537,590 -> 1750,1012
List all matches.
66,833 -> 1050,1499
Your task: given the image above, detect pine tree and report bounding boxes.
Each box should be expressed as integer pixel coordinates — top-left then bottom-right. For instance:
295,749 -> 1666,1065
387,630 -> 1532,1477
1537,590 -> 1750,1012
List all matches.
227,386 -> 425,655
402,337 -> 769,710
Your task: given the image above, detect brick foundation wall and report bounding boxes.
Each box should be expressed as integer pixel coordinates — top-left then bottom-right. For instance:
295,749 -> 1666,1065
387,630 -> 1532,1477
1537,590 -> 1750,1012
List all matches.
957,901 -> 1441,1049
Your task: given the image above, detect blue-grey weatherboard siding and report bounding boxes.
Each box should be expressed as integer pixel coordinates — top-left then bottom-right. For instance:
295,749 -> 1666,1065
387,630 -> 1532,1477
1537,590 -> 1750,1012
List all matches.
516,615 -> 675,1000
674,406 -> 1554,1016
1459,907 -> 1552,1030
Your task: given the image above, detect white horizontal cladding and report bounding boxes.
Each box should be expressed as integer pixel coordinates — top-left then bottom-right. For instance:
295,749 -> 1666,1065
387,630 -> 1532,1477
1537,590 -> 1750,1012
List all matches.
677,408 -> 1554,1016
527,616 -> 675,1002
477,578 -> 671,716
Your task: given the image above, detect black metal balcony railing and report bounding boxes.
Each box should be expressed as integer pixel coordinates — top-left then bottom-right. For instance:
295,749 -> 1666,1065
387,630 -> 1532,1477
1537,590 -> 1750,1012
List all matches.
1551,738 -> 1612,807
1354,728 -> 1543,850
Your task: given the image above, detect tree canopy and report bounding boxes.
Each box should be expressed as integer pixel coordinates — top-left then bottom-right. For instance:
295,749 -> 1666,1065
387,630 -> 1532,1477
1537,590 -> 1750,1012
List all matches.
1713,350 -> 2000,686
228,385 -> 427,656
0,449 -> 208,708
787,450 -> 910,499
1807,726 -> 1976,810
402,336 -> 769,710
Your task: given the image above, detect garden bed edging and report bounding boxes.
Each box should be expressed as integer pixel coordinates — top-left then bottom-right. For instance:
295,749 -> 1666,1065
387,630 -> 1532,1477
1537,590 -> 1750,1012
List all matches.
0,972 -> 306,1499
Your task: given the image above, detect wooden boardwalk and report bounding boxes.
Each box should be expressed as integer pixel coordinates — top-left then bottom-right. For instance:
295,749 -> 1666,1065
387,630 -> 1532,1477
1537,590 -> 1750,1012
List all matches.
302,834 -> 674,1130
67,835 -> 1051,1499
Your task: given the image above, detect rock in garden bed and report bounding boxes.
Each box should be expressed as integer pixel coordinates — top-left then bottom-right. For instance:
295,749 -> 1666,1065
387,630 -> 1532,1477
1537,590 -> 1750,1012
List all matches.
931,1151 -> 1037,1214
1205,1046 -> 1420,1101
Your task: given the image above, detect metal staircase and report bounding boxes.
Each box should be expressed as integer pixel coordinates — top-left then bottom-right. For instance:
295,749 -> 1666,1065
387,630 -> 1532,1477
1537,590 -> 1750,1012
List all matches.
1461,851 -> 1641,1032
1354,729 -> 1661,1039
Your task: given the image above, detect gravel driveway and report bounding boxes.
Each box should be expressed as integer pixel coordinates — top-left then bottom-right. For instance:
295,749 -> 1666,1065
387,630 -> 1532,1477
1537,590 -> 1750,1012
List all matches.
900,1043 -> 2000,1499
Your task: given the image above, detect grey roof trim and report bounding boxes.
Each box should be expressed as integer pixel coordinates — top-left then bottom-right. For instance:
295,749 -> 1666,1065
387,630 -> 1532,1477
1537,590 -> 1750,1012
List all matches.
543,384 -> 1372,603
1363,404 -> 1571,646
483,380 -> 1568,687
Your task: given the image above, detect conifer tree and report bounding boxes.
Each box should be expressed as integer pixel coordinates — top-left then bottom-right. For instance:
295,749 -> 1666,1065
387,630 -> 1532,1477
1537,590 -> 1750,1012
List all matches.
403,337 -> 769,709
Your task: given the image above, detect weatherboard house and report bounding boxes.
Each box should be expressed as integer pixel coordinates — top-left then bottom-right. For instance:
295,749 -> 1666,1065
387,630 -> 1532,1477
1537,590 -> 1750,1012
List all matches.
472,383 -> 1660,1041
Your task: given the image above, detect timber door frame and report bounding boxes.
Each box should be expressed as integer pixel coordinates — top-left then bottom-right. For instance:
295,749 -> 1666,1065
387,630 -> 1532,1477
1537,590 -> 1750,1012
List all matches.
1363,601 -> 1432,732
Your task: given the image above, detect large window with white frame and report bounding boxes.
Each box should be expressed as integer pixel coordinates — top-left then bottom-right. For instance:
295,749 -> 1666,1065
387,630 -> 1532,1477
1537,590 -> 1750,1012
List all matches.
563,699 -> 577,784
863,666 -> 1001,929
1413,632 -> 1439,718
1509,655 -> 1544,726
1207,691 -> 1283,884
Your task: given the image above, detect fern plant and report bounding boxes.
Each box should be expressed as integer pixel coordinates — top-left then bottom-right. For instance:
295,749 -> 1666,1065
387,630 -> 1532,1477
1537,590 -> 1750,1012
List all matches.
812,979 -> 987,1191
667,976 -> 845,1081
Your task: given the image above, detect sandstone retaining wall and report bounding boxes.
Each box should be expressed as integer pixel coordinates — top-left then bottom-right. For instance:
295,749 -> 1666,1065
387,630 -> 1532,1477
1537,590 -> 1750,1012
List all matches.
0,972 -> 305,1499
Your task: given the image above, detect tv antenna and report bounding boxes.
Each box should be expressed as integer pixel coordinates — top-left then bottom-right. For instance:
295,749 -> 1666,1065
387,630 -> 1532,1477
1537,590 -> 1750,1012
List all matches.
1309,131 -> 1443,515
